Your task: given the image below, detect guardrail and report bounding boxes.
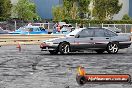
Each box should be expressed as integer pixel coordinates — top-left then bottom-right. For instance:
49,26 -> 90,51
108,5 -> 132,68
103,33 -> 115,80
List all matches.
0,34 -> 64,45
0,34 -> 131,46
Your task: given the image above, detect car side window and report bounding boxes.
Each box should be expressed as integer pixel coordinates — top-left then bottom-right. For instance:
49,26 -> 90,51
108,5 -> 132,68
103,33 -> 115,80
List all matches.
79,29 -> 94,38
106,29 -> 118,37
34,28 -> 40,31
94,29 -> 106,37
40,27 -> 45,31
103,29 -> 111,37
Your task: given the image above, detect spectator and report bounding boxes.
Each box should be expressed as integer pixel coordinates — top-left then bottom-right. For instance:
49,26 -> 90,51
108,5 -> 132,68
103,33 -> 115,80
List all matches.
27,23 -> 32,26
53,23 -> 58,33
56,24 -> 61,32
45,21 -> 48,29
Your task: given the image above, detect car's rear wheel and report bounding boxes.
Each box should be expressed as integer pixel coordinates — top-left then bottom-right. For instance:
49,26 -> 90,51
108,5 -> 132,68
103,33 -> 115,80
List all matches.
95,49 -> 105,54
107,42 -> 119,54
49,50 -> 58,55
59,42 -> 70,55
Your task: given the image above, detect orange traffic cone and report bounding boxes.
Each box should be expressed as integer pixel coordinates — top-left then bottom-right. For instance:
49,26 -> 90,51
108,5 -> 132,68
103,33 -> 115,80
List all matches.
16,43 -> 21,51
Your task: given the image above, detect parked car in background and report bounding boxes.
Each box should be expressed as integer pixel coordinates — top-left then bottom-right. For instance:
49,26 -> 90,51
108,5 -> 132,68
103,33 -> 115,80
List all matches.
60,26 -> 75,34
52,24 -> 75,34
40,27 -> 131,55
0,27 -> 9,34
58,22 -> 66,27
9,26 -> 48,34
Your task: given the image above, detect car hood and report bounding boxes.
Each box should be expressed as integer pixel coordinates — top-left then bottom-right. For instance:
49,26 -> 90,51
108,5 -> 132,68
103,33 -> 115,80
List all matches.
44,38 -> 61,42
43,35 -> 74,43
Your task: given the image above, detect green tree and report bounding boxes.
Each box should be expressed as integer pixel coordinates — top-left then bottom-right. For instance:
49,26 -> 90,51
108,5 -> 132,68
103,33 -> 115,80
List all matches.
122,14 -> 131,20
63,0 -> 90,19
52,0 -> 91,21
94,0 -> 122,20
53,0 -> 79,21
52,5 -> 64,21
63,0 -> 77,19
12,0 -> 40,21
63,0 -> 72,13
78,0 -> 91,19
0,0 -> 12,18
70,2 -> 79,19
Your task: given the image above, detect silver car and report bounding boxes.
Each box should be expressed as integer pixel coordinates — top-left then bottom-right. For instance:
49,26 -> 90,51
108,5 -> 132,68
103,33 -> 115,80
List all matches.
40,27 -> 131,55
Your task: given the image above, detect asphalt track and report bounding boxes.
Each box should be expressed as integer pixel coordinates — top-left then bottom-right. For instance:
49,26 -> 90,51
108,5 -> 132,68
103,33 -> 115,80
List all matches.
0,45 -> 132,88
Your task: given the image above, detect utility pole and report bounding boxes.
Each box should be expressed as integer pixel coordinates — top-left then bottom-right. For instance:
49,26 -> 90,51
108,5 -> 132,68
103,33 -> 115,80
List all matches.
14,20 -> 17,31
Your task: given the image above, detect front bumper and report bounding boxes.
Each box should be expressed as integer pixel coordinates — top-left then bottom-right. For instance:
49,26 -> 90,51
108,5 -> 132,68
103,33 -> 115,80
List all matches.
40,42 -> 58,51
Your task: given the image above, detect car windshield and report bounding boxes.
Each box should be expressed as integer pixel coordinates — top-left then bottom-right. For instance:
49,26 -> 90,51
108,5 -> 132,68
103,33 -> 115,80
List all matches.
66,28 -> 82,36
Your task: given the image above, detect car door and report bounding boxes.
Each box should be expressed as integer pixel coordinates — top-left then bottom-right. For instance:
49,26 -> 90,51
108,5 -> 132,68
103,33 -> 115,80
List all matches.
74,29 -> 94,50
40,27 -> 48,34
93,28 -> 111,49
31,28 -> 41,34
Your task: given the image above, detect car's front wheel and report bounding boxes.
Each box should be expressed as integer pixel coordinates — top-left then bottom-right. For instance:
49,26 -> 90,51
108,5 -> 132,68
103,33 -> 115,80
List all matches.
49,50 -> 58,55
59,42 -> 70,55
107,42 -> 119,54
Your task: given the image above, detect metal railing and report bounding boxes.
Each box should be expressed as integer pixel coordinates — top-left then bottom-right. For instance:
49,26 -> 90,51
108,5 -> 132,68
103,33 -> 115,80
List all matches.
0,34 -> 64,45
1,21 -> 132,33
84,23 -> 132,33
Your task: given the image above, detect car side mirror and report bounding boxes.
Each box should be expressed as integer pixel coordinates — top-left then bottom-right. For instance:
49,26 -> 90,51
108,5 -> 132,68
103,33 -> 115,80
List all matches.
75,34 -> 80,38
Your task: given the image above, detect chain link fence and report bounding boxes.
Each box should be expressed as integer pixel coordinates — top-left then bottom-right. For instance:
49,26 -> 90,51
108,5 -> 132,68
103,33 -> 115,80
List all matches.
0,21 -> 132,33
84,24 -> 132,33
0,21 -> 55,32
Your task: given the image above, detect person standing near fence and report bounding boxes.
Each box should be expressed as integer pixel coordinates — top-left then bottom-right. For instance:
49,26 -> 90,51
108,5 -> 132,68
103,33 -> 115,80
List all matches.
45,21 -> 48,29
27,23 -> 32,26
56,23 -> 61,32
53,23 -> 58,33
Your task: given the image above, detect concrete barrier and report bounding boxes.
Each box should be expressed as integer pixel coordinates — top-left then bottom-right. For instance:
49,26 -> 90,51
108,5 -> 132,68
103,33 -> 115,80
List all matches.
0,34 -> 64,45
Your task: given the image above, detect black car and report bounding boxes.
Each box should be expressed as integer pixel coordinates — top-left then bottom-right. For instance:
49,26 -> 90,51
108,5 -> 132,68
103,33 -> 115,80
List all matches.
40,27 -> 131,55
